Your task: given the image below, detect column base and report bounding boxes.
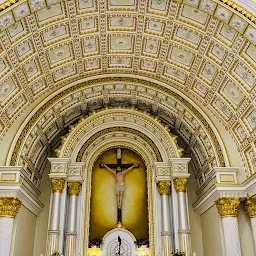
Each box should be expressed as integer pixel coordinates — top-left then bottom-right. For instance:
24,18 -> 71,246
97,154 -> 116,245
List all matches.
46,231 -> 60,256
65,232 -> 77,256
179,230 -> 192,256
161,231 -> 172,256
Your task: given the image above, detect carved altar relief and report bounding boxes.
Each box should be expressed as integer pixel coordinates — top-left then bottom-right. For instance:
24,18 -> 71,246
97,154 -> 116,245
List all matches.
102,228 -> 136,256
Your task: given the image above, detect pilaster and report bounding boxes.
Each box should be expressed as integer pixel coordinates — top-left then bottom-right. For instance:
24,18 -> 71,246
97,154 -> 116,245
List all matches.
216,197 -> 242,256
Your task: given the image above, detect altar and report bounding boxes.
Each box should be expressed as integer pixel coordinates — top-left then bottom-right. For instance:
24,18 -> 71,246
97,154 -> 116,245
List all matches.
44,107 -> 192,256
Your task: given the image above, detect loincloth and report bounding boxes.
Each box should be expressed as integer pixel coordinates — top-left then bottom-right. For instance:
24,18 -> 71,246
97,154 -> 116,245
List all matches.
116,183 -> 125,192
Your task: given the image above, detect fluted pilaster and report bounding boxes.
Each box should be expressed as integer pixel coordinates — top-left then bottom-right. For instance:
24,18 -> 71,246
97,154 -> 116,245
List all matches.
245,198 -> 256,252
216,197 -> 242,256
0,197 -> 21,256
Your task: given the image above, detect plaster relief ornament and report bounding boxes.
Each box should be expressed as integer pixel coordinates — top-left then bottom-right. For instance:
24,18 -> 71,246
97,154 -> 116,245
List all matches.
229,87 -> 239,98
56,49 -> 64,58
0,13 -> 13,29
231,16 -> 247,31
116,17 -> 125,26
201,0 -> 215,13
29,0 -> 44,10
0,84 -> 10,94
14,4 -> 29,19
216,7 -> 231,22
49,28 -> 59,37
245,27 -> 256,43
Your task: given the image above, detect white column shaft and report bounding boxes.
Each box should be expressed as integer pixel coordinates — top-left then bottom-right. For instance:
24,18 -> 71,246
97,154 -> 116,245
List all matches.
67,196 -> 78,232
177,192 -> 191,256
46,192 -> 62,256
160,195 -> 172,256
251,217 -> 256,252
0,218 -> 14,256
65,195 -> 78,256
161,195 -> 171,232
49,192 -> 61,231
177,192 -> 189,231
222,217 -> 242,256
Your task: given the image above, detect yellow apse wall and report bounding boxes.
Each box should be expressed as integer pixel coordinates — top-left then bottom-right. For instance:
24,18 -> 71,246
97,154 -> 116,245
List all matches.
89,148 -> 148,240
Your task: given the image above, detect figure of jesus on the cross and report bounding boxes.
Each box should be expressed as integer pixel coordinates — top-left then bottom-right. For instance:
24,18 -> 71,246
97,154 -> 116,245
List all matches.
100,148 -> 139,212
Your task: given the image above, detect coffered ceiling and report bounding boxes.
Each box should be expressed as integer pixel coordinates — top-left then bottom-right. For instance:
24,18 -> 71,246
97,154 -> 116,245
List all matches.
0,0 -> 255,185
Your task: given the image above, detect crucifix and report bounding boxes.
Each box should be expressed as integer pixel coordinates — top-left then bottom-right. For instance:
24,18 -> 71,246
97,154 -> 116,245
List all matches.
100,148 -> 139,224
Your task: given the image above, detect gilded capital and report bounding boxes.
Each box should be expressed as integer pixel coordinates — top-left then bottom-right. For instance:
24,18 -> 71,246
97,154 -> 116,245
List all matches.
245,198 -> 256,217
216,197 -> 240,217
51,178 -> 66,193
68,182 -> 82,196
174,178 -> 188,192
157,181 -> 171,195
0,197 -> 21,217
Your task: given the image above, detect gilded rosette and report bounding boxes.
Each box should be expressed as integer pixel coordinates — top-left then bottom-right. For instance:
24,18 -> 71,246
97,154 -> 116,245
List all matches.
245,198 -> 256,217
0,197 -> 21,217
157,181 -> 171,195
174,178 -> 188,192
68,182 -> 82,196
215,197 -> 240,217
51,178 -> 66,193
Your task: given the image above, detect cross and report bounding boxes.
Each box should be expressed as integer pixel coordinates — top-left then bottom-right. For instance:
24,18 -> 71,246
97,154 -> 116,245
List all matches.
100,148 -> 139,224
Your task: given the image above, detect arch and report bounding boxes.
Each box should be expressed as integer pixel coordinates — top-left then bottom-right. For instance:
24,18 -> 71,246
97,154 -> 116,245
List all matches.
5,77 -> 231,190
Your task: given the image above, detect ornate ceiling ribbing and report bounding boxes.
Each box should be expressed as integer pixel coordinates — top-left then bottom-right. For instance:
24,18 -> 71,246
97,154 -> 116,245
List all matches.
0,0 -> 255,186
9,78 -> 227,189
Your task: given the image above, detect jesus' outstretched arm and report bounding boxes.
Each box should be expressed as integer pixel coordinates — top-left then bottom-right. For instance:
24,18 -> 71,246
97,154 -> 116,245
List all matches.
123,164 -> 139,174
101,164 -> 115,174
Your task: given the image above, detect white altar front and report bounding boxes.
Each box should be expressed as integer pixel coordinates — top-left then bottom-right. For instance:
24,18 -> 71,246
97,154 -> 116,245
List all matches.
101,228 -> 136,256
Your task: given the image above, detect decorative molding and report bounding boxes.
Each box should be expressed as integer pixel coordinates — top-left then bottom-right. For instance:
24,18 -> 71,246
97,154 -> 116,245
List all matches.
215,197 -> 240,217
157,181 -> 171,195
174,178 -> 188,192
0,196 -> 21,217
51,178 -> 66,193
67,182 -> 81,196
245,197 -> 256,217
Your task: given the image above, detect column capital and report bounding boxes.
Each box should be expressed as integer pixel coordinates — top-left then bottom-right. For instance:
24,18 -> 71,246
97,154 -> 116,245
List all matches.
216,197 -> 240,217
67,182 -> 82,196
245,197 -> 256,217
0,197 -> 21,217
51,178 -> 66,193
157,181 -> 171,195
174,178 -> 188,192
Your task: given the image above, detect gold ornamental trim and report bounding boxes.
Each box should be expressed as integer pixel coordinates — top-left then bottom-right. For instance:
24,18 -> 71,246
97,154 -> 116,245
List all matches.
157,181 -> 171,195
68,182 -> 82,196
174,178 -> 188,192
51,178 -> 66,193
245,198 -> 256,217
0,197 -> 21,217
215,197 -> 240,217
0,0 -> 18,11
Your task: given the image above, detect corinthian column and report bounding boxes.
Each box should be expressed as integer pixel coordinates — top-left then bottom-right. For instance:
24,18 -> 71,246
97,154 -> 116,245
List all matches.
174,178 -> 192,256
216,197 -> 242,256
245,198 -> 256,252
0,197 -> 21,256
46,178 -> 66,256
65,182 -> 82,256
157,181 -> 172,256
